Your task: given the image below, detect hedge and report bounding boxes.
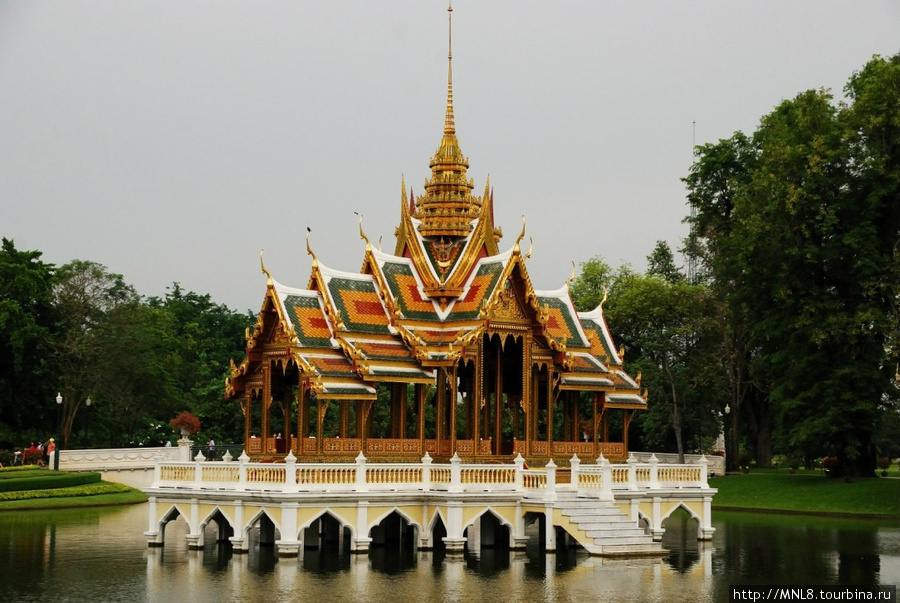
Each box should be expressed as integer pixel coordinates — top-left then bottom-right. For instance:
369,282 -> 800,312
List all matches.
0,468 -> 48,479
0,482 -> 133,502
0,471 -> 101,493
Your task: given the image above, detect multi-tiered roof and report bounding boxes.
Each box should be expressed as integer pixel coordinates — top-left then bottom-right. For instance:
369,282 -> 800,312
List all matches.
226,4 -> 645,422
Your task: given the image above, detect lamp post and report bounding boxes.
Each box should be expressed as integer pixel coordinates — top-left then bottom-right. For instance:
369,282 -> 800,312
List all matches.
84,397 -> 92,448
724,403 -> 731,473
54,392 -> 62,470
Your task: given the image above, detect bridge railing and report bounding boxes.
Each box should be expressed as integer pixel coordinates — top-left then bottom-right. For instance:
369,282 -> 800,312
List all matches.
149,451 -> 710,499
568,453 -> 709,500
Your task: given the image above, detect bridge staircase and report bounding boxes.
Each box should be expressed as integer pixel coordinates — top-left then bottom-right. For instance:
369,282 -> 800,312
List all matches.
552,490 -> 666,557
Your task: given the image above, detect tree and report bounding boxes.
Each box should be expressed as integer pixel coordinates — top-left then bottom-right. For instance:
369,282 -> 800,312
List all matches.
0,239 -> 56,443
91,301 -> 184,446
50,260 -> 138,448
685,53 -> 900,477
646,241 -> 684,284
568,256 -> 615,313
570,254 -> 723,461
147,284 -> 252,444
606,271 -> 721,462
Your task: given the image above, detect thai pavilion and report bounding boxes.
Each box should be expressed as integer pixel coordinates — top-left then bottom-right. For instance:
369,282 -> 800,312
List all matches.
225,7 -> 647,465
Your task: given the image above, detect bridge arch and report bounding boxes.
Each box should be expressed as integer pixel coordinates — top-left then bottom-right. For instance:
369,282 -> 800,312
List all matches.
368,506 -> 422,536
425,509 -> 448,550
150,503 -> 191,546
301,509 -> 354,553
199,506 -> 235,547
463,507 -> 513,550
243,508 -> 281,549
661,503 -> 702,539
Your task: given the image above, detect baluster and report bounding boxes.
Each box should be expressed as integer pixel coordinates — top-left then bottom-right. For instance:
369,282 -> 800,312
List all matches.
569,454 -> 580,489
450,453 -> 462,492
627,453 -> 638,491
355,451 -> 367,492
284,451 -> 297,492
599,455 -> 612,501
545,459 -> 557,501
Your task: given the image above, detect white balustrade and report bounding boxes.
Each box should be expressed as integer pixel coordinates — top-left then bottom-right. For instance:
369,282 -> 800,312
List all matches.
148,451 -> 712,496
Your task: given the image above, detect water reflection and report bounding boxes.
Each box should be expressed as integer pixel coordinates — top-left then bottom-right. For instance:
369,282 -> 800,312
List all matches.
0,504 -> 898,603
661,510 -> 701,574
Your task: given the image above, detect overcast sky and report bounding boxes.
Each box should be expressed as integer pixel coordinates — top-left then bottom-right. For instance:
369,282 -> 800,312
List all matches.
2,1 -> 898,313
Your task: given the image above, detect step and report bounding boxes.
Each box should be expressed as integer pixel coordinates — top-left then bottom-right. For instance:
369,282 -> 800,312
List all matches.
563,510 -> 629,520
594,543 -> 666,556
575,522 -> 645,534
585,533 -> 652,544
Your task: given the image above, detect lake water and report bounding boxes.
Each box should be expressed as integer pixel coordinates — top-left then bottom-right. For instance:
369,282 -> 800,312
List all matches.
0,504 -> 897,603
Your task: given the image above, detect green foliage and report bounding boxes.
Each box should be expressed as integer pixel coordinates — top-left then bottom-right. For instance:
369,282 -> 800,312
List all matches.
570,252 -> 724,459
0,481 -> 134,502
0,467 -> 47,478
147,284 -> 253,444
0,239 -> 57,439
569,256 -> 614,312
0,245 -> 251,450
685,53 -> 900,477
0,471 -> 100,493
646,241 -> 684,283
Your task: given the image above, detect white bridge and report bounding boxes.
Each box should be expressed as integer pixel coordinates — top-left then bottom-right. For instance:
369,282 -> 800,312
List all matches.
142,451 -> 716,558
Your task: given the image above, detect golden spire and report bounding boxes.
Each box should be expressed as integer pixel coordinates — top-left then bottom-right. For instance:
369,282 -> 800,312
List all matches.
445,2 -> 454,137
414,2 -> 480,240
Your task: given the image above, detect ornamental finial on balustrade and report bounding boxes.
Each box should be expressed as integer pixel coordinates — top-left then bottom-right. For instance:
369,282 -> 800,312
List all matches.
194,450 -> 206,462
238,450 -> 250,463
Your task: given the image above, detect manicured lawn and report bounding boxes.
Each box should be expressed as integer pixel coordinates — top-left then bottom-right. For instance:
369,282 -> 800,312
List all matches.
0,467 -> 146,511
710,472 -> 900,518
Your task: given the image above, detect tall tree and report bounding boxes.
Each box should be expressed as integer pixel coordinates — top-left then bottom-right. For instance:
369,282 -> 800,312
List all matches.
605,270 -> 721,462
147,284 -> 253,444
0,239 -> 56,443
570,255 -> 722,461
51,260 -> 137,447
646,241 -> 684,283
686,53 -> 900,477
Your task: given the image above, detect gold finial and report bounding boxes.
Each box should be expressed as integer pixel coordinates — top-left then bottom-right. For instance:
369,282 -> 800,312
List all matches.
305,227 -> 318,268
260,249 -> 273,288
599,286 -> 609,309
566,261 -> 577,287
513,215 -> 527,251
525,237 -> 534,259
400,174 -> 408,214
356,213 -> 371,249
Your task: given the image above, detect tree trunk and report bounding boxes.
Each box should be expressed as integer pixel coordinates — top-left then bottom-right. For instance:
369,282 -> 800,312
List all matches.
666,359 -> 685,464
754,409 -> 773,468
672,402 -> 684,464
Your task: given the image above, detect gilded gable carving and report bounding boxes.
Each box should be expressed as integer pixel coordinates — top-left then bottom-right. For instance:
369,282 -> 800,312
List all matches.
491,280 -> 528,321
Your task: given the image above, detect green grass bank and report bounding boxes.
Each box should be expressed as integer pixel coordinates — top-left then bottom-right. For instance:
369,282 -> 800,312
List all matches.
0,466 -> 147,511
710,471 -> 900,518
